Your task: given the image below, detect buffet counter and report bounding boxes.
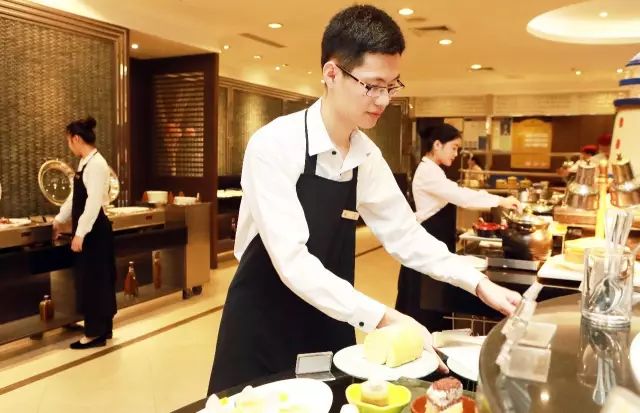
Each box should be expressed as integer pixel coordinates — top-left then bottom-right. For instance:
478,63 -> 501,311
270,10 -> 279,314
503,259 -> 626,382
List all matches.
477,294 -> 640,413
0,203 -> 211,345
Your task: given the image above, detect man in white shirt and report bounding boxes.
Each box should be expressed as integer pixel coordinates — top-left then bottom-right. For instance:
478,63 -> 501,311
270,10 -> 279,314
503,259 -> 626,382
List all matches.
208,5 -> 521,394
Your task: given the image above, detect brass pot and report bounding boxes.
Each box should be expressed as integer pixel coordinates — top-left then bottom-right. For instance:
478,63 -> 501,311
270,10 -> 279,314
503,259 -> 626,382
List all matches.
565,160 -> 599,210
501,210 -> 552,261
610,154 -> 640,207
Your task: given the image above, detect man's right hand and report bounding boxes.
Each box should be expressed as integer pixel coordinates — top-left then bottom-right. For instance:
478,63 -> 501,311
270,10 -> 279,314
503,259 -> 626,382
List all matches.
377,307 -> 448,373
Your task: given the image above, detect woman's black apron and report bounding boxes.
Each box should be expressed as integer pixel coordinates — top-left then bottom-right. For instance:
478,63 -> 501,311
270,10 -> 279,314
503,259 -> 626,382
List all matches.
395,200 -> 456,332
208,110 -> 359,395
71,153 -> 117,334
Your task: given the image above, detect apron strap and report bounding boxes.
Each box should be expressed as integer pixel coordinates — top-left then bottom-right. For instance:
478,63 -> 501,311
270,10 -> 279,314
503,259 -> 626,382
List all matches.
303,110 -> 318,175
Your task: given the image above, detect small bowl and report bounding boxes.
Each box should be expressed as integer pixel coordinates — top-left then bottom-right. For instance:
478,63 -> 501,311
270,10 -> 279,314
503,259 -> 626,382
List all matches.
174,196 -> 197,205
345,383 -> 411,413
146,190 -> 168,204
411,395 -> 476,413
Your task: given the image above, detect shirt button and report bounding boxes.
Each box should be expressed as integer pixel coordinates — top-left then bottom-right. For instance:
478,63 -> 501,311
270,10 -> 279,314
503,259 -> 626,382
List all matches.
332,151 -> 337,155
359,321 -> 364,327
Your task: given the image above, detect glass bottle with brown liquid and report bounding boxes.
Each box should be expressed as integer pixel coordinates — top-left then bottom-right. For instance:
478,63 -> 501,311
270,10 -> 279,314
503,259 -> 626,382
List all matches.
124,261 -> 139,297
39,295 -> 54,321
153,252 -> 162,289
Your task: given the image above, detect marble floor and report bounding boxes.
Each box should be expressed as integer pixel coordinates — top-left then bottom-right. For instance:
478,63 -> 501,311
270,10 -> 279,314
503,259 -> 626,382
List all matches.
0,227 -> 401,413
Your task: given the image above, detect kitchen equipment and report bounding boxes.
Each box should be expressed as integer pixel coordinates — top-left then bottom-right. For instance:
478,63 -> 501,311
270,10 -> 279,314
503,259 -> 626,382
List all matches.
174,196 -> 197,205
472,218 -> 504,238
38,159 -> 74,206
37,160 -> 120,206
495,179 -> 507,189
610,154 -> 640,208
582,246 -> 634,327
501,209 -> 552,261
507,176 -> 519,189
565,160 -> 599,210
146,190 -> 168,205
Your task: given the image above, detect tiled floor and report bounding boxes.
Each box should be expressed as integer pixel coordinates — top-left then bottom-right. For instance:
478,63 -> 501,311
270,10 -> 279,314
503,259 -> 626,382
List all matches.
0,227 -> 401,413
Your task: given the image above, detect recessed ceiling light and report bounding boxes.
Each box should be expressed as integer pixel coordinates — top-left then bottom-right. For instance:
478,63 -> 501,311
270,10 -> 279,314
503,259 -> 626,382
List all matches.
575,69 -> 582,75
223,44 -> 230,50
599,11 -> 608,18
131,43 -> 139,50
617,68 -> 624,73
268,23 -> 283,29
320,79 -> 325,84
282,63 -> 288,67
470,64 -> 482,70
439,39 -> 453,46
307,71 -> 312,75
253,55 -> 262,60
275,66 -> 281,71
398,8 -> 414,16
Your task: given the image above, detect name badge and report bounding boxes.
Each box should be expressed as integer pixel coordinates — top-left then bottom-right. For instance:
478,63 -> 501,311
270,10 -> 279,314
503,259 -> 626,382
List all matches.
341,209 -> 360,221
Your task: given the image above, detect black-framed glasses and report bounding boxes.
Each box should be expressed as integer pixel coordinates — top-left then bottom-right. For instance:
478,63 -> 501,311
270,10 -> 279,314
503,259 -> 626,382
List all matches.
336,64 -> 405,98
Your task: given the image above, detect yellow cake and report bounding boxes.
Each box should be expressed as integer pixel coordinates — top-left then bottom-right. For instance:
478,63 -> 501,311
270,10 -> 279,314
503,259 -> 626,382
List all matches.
364,323 -> 424,367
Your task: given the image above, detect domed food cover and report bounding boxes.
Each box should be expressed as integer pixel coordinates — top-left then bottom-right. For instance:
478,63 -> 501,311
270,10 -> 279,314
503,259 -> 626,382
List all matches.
38,159 -> 119,206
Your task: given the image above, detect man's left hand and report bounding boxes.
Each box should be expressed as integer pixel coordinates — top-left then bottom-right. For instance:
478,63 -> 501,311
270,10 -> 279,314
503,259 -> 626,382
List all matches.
476,278 -> 521,316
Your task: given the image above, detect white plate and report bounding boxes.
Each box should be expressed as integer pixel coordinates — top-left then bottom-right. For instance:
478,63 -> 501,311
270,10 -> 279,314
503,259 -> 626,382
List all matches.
631,332 -> 640,391
107,206 -> 150,215
333,344 -> 439,381
439,345 -> 481,382
538,254 -> 640,287
0,218 -> 31,229
201,378 -> 332,413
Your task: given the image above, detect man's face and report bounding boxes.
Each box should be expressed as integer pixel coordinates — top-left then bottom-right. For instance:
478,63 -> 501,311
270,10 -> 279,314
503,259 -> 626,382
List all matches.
326,52 -> 402,130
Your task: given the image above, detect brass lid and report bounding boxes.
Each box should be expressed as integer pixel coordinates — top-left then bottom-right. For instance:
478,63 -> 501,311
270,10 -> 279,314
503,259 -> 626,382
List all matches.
38,160 -> 74,207
38,159 -> 120,207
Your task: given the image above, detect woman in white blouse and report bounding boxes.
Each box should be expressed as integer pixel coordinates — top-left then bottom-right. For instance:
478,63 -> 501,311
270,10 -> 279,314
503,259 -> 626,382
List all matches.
396,123 -> 519,329
52,116 -> 117,349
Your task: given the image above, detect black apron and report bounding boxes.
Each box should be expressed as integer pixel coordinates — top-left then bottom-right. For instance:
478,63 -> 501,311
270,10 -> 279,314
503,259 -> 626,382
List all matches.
208,110 -> 358,395
71,152 -> 117,322
395,199 -> 456,331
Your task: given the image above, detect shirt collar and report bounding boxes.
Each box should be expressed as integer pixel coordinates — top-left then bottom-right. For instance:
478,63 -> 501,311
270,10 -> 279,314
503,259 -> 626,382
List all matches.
79,148 -> 98,168
306,98 -> 375,169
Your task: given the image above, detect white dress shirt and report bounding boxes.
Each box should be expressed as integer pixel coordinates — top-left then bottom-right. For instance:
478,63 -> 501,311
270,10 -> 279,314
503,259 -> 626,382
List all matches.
235,98 -> 487,333
55,149 -> 110,238
413,157 -> 502,223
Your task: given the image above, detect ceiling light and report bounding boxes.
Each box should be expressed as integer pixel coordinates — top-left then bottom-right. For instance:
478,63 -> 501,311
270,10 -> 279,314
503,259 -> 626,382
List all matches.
131,43 -> 139,50
470,64 -> 482,70
307,71 -> 312,75
253,55 -> 262,60
599,11 -> 608,18
275,66 -> 281,71
320,79 -> 325,84
268,23 -> 283,29
617,68 -> 624,73
439,39 -> 453,46
282,63 -> 288,67
398,8 -> 414,16
223,44 -> 230,50
575,69 -> 582,75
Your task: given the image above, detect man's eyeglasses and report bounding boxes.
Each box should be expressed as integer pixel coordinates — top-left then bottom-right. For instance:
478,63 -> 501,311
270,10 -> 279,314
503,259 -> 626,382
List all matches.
336,64 -> 405,98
